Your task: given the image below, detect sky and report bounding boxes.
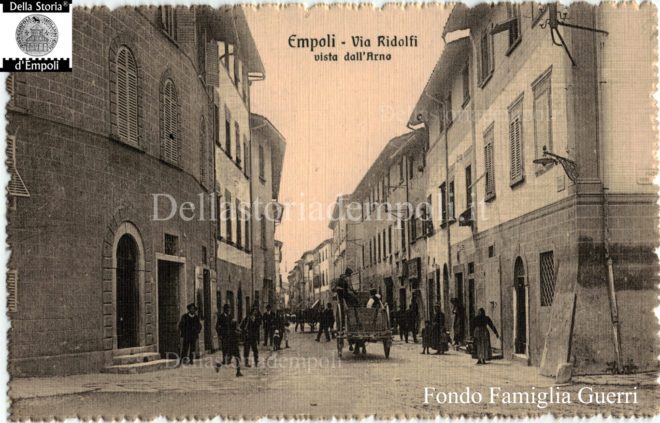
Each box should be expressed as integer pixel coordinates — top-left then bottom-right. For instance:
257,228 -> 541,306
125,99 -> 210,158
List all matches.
244,5 -> 451,276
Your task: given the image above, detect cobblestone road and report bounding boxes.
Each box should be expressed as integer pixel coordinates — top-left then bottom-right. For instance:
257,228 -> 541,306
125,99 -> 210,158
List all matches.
10,330 -> 659,419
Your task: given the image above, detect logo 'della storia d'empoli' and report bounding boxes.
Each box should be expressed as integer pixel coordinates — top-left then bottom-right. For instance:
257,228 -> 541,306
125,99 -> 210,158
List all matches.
15,14 -> 59,57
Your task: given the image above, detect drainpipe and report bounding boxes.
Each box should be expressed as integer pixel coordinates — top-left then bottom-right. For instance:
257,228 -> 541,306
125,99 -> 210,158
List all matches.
594,11 -> 623,372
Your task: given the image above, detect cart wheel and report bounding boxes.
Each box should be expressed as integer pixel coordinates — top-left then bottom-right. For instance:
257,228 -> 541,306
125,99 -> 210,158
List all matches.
383,340 -> 391,359
337,338 -> 344,358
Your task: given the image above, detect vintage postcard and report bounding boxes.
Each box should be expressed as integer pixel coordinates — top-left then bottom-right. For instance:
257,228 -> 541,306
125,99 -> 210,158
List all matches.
3,1 -> 659,420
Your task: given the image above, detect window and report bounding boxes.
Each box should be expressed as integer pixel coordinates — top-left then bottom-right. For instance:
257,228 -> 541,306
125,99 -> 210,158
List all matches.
7,270 -> 17,313
465,165 -> 472,209
164,233 -> 178,255
7,135 -> 29,199
488,245 -> 495,258
236,201 -> 242,248
160,6 -> 177,40
440,183 -> 447,225
213,105 -> 220,146
448,180 -> 455,221
244,213 -> 250,251
225,190 -> 233,243
369,239 -> 373,266
509,95 -> 524,185
235,123 -> 241,166
388,225 -> 392,254
258,144 -> 265,180
383,229 -> 387,257
462,64 -> 470,107
224,109 -> 232,157
410,213 -> 417,241
533,68 -> 553,168
234,57 -> 241,88
215,192 -> 222,239
200,117 -> 207,183
161,79 -> 179,165
399,159 -> 404,182
479,30 -> 494,86
116,46 -> 139,145
377,233 -> 381,262
540,251 -> 556,306
507,4 -> 522,50
408,156 -> 415,179
438,103 -> 445,132
243,136 -> 250,177
260,216 -> 267,249
484,124 -> 496,200
446,93 -> 453,126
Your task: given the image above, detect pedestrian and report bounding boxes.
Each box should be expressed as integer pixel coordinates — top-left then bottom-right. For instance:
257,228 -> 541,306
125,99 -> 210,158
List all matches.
451,298 -> 466,346
295,309 -> 304,332
283,322 -> 291,348
366,288 -> 382,308
273,329 -> 281,351
262,305 -> 275,346
421,320 -> 430,354
473,308 -> 499,365
397,305 -> 407,341
240,307 -> 261,368
178,303 -> 201,365
216,304 -> 232,365
431,306 -> 449,355
315,303 -> 333,342
215,320 -> 243,377
332,268 -> 359,307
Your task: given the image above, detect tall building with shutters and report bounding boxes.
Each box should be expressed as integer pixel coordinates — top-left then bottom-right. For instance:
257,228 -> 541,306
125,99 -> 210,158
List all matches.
249,114 -> 286,311
210,10 -> 265,326
5,6 -> 264,376
409,3 -> 658,375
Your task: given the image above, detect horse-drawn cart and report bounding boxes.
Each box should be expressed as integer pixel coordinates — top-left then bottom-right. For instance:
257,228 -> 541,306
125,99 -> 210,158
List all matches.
334,296 -> 393,358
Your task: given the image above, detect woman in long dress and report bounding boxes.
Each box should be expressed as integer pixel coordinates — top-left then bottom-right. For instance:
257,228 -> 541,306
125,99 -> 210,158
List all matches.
473,308 -> 499,365
450,298 -> 465,346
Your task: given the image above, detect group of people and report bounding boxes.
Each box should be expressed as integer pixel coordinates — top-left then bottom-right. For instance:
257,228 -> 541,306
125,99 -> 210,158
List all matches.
175,302 -> 292,378
393,297 -> 499,365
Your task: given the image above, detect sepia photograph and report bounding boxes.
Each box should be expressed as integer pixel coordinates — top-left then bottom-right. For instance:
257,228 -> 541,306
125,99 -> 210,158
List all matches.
3,1 -> 659,419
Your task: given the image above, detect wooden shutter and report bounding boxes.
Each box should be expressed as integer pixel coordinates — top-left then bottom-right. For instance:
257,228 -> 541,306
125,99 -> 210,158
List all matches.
162,80 -> 179,164
484,126 -> 495,198
6,74 -> 14,105
7,270 -> 17,312
509,97 -> 524,184
117,47 -> 138,145
200,117 -> 206,184
7,135 -> 29,197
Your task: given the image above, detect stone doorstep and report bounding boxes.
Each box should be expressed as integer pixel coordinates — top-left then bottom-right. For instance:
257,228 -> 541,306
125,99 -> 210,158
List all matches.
112,352 -> 161,366
101,359 -> 179,374
112,345 -> 158,356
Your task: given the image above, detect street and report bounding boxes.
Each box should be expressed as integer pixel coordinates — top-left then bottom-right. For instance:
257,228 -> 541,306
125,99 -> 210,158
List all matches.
10,329 -> 659,419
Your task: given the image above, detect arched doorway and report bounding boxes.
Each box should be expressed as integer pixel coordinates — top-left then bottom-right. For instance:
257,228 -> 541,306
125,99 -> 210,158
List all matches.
116,234 -> 139,349
513,257 -> 527,355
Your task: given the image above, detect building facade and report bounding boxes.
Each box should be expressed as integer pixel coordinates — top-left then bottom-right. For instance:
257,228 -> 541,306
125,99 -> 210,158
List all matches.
7,7 -> 230,376
408,3 -> 657,374
213,8 -> 264,328
249,114 -> 286,311
350,130 -> 429,325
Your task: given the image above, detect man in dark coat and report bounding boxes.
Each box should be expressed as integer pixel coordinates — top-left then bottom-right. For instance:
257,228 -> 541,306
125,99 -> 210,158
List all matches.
240,307 -> 261,367
216,304 -> 232,364
262,305 -> 275,346
315,303 -> 334,342
179,303 -> 202,365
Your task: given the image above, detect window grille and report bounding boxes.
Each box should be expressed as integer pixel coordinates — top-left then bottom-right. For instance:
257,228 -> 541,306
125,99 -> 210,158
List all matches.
7,74 -> 15,106
160,6 -> 177,40
164,233 -> 178,255
540,251 -> 556,306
